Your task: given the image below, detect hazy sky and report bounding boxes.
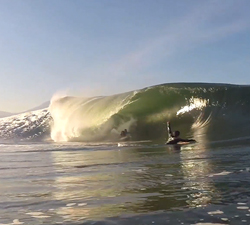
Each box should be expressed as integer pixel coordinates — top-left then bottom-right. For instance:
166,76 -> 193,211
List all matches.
0,0 -> 250,112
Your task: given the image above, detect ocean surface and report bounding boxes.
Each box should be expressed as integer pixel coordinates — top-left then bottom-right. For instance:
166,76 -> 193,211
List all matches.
1,83 -> 250,225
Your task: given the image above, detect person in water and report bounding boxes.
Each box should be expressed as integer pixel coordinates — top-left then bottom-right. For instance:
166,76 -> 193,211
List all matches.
120,128 -> 131,141
166,121 -> 195,144
120,130 -> 126,137
120,129 -> 129,137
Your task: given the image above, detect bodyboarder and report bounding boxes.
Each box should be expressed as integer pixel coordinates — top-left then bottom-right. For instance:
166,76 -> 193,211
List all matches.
166,121 -> 196,145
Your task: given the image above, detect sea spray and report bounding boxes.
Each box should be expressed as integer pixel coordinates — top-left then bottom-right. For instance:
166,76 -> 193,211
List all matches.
49,92 -> 136,142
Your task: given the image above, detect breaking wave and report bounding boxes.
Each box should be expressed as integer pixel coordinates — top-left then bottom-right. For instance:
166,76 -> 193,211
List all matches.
1,83 -> 250,143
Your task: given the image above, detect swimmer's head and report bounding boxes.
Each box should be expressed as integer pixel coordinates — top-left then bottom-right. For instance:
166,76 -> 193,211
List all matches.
174,131 -> 180,137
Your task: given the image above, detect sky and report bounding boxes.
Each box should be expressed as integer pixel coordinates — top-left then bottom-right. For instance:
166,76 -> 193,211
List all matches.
0,0 -> 250,112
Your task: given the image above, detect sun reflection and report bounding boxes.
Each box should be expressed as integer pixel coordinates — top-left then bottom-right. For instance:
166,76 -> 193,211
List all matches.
180,157 -> 214,207
50,149 -> 135,222
177,97 -> 208,116
179,123 -> 219,207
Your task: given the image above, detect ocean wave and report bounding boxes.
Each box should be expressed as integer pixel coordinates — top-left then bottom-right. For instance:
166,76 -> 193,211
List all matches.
1,83 -> 250,142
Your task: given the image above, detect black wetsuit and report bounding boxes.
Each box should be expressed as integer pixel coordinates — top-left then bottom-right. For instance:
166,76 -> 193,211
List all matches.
166,123 -> 195,145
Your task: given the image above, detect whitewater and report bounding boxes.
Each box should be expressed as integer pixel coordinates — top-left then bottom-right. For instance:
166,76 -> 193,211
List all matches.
1,83 -> 250,225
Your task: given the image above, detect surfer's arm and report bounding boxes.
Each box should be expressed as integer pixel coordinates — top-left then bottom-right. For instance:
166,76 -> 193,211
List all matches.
179,138 -> 196,143
167,138 -> 196,145
167,121 -> 174,138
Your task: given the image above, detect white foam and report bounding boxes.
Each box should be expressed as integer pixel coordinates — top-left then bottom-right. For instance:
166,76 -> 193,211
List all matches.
237,206 -> 249,210
207,210 -> 224,215
78,203 -> 87,206
193,223 -> 226,225
12,219 -> 24,224
26,211 -> 51,218
31,215 -> 51,218
26,212 -> 44,216
0,109 -> 49,140
66,203 -> 76,207
165,174 -> 173,177
208,171 -> 232,177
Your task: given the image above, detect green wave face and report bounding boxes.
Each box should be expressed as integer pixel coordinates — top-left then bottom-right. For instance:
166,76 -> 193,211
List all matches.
49,83 -> 250,142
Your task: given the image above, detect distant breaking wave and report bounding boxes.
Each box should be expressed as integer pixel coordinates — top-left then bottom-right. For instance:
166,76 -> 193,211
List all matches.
0,109 -> 51,141
1,83 -> 250,143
